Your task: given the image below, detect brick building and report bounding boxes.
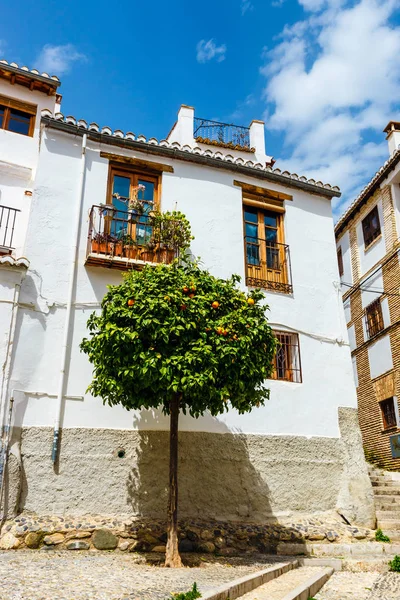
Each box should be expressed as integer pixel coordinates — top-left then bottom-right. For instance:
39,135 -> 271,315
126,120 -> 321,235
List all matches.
335,121 -> 400,469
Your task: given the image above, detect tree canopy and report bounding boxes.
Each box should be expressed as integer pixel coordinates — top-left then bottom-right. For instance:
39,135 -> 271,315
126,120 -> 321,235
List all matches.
80,260 -> 277,417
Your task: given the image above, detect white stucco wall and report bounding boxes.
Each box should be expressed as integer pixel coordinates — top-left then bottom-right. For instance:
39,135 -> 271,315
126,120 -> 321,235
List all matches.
336,230 -> 352,290
0,79 -> 57,257
356,200 -> 385,276
368,334 -> 393,380
361,269 -> 383,308
8,127 -> 357,439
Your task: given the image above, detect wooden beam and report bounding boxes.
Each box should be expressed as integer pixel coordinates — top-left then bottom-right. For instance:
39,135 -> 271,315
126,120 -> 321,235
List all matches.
234,179 -> 292,201
100,152 -> 174,173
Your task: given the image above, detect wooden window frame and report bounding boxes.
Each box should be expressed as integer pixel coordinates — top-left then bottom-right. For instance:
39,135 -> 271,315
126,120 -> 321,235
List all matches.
362,206 -> 381,249
0,94 -> 36,137
365,297 -> 384,338
379,397 -> 397,431
243,199 -> 292,293
337,246 -> 344,277
271,330 -> 302,383
106,164 -> 160,240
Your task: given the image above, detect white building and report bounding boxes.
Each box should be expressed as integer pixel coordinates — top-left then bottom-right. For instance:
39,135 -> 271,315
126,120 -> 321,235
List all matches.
0,62 -> 374,527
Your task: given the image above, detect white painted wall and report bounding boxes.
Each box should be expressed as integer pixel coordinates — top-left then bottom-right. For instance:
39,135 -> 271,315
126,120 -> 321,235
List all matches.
352,356 -> 358,388
356,200 -> 385,276
8,127 -> 357,439
368,335 -> 393,380
343,297 -> 351,324
361,269 -> 383,308
348,324 -> 356,351
336,230 -> 352,291
0,79 -> 57,258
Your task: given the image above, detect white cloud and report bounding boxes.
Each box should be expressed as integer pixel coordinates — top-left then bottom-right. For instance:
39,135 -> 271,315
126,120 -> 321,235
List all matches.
196,39 -> 227,63
241,0 -> 254,14
35,44 -> 87,76
262,0 -> 400,217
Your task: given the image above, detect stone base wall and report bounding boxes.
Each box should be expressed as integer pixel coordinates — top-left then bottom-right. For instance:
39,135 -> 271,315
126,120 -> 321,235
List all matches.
3,407 -> 375,528
0,514 -> 373,552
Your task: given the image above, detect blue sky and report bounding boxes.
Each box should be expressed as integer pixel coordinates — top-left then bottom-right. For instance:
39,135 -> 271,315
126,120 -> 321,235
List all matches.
2,0 -> 400,218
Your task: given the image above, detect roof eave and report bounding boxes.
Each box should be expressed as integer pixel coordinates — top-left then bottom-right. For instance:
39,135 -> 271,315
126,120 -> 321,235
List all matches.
41,116 -> 341,199
335,149 -> 400,238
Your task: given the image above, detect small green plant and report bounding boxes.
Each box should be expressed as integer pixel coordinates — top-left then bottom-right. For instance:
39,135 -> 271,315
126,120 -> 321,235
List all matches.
169,583 -> 201,599
389,555 -> 400,572
375,528 -> 391,543
364,446 -> 385,469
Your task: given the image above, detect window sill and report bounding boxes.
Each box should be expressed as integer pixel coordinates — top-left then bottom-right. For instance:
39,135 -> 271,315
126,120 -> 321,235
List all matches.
381,426 -> 398,434
364,233 -> 382,253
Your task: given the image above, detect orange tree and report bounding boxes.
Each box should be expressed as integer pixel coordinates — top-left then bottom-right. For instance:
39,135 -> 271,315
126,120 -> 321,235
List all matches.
80,259 -> 276,567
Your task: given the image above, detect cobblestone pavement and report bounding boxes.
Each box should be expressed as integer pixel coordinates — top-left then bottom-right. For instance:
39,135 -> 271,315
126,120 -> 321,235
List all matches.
314,571 -> 390,600
0,551 -> 280,600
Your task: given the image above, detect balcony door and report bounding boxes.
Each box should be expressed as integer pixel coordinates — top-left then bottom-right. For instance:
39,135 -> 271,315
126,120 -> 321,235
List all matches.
108,167 -> 158,244
244,204 -> 287,287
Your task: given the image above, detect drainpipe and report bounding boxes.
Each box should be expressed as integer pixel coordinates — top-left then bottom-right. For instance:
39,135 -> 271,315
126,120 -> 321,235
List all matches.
0,281 -> 22,434
52,133 -> 87,463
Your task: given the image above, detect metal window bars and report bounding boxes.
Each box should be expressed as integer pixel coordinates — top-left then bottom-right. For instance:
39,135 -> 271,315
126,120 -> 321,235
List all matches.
365,298 -> 384,338
86,205 -> 180,268
272,331 -> 302,383
194,117 -> 251,150
0,205 -> 20,253
245,236 -> 293,294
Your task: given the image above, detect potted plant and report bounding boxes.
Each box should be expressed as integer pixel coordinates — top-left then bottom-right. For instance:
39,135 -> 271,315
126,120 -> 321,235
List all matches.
150,210 -> 193,263
91,232 -> 118,255
118,233 -> 137,260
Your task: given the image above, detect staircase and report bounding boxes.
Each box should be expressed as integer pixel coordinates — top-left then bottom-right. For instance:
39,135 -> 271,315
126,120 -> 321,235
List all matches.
370,466 -> 400,539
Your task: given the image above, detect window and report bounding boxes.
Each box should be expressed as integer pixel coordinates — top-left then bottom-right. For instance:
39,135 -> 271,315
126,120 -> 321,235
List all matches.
365,298 -> 384,338
243,204 -> 292,294
0,95 -> 36,137
337,246 -> 344,277
107,166 -> 159,245
379,397 -> 397,430
362,206 -> 381,248
271,330 -> 302,383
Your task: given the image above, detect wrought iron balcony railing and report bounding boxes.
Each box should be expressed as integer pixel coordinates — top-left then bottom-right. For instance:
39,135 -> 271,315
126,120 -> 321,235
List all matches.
194,117 -> 252,151
0,205 -> 20,254
245,237 -> 293,294
86,205 -> 180,270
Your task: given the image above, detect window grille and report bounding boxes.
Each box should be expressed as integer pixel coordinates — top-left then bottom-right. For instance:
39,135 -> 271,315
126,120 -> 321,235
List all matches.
380,397 -> 397,430
271,331 -> 302,383
337,246 -> 344,276
365,298 -> 384,338
362,206 -> 381,248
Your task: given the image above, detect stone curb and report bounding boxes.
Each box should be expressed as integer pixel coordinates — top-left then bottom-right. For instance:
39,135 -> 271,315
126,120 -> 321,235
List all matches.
280,567 -> 334,600
200,561 -> 298,600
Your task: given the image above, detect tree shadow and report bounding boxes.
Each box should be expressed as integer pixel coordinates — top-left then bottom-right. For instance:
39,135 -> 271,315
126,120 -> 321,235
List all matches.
126,408 -> 307,556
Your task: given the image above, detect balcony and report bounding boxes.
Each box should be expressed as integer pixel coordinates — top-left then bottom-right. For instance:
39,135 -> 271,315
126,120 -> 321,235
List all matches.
245,237 -> 293,294
193,118 -> 253,151
0,205 -> 20,255
86,205 -> 181,270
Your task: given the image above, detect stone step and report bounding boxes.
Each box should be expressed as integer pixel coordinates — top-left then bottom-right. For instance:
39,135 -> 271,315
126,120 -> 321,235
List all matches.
371,480 -> 400,487
376,510 -> 400,519
233,566 -> 332,600
277,541 -> 400,558
372,487 -> 400,495
377,520 -> 400,531
375,530 -> 400,541
374,495 -> 400,507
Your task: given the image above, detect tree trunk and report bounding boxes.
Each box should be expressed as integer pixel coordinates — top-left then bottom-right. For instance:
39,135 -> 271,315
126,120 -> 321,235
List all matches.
165,394 -> 183,568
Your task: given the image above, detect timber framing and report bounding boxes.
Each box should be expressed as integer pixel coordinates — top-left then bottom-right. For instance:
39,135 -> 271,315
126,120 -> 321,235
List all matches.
41,115 -> 341,199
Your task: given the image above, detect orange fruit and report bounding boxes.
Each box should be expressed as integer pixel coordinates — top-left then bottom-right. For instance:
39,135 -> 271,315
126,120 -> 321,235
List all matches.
182,286 -> 189,293
247,298 -> 255,305
164,296 -> 170,301
180,304 -> 187,310
212,301 -> 220,309
191,286 -> 196,292
127,299 -> 135,306
189,293 -> 195,299
222,330 -> 228,337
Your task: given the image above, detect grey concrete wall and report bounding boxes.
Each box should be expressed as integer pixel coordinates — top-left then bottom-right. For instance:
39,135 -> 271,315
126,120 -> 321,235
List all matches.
4,413 -> 374,527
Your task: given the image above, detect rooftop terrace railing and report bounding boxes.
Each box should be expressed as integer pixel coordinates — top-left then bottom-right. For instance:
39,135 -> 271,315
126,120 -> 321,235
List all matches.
194,117 -> 252,151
